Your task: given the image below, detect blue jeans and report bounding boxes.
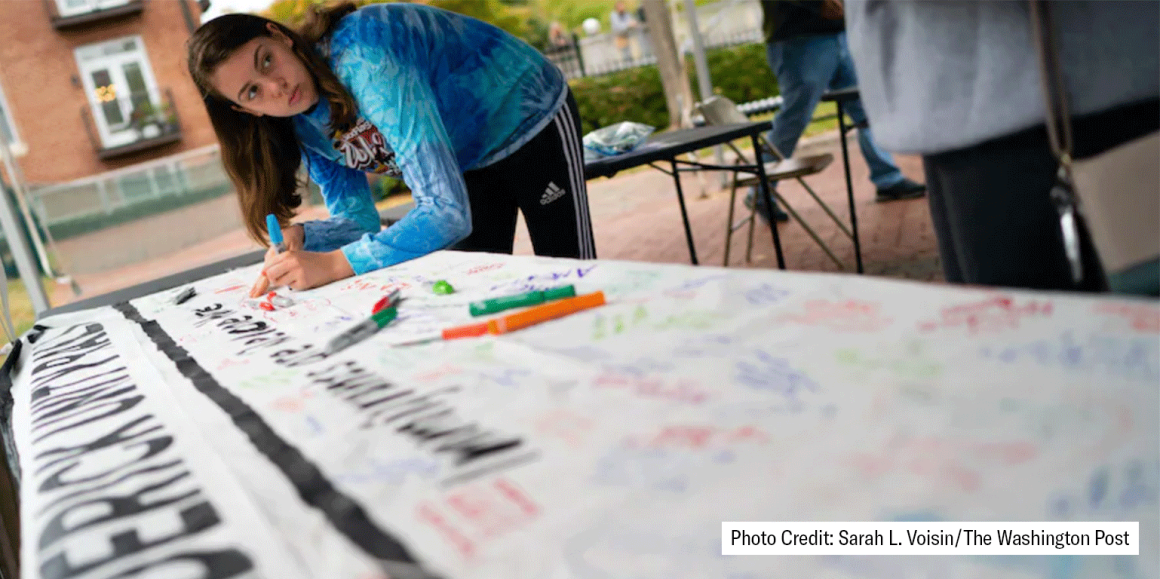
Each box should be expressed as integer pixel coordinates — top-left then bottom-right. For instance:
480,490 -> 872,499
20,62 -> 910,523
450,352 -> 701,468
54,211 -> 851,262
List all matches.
765,33 -> 904,190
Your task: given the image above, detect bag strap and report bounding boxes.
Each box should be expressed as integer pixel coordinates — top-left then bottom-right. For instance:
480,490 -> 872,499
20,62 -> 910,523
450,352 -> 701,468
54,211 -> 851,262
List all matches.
1028,0 -> 1073,167
1028,0 -> 1101,287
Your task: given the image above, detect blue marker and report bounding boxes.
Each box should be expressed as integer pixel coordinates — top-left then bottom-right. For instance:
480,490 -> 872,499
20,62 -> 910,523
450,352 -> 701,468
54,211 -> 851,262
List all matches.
266,214 -> 285,253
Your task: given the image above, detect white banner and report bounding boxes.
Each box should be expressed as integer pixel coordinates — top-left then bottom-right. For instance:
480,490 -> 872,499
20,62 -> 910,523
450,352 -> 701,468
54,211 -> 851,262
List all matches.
722,522 -> 1141,555
17,251 -> 1157,579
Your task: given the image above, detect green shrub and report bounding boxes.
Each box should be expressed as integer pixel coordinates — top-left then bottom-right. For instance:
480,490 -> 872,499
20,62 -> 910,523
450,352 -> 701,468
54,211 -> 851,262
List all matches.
569,42 -> 775,133
693,42 -> 778,106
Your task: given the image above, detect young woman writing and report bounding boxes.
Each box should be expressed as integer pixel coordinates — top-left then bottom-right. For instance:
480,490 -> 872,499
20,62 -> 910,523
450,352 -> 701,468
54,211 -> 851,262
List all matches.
186,1 -> 595,298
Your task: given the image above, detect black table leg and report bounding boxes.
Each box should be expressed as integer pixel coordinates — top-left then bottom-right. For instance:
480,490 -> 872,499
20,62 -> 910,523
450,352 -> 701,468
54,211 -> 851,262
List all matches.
751,134 -> 786,270
670,158 -> 699,265
836,103 -> 865,274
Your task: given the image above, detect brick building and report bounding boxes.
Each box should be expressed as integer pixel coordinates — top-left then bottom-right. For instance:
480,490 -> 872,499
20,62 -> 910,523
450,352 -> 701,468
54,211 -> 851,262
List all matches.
0,0 -> 216,181
0,0 -> 252,276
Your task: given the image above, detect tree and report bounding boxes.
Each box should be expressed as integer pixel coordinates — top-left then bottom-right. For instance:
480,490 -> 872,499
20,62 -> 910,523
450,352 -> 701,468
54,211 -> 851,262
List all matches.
262,0 -> 531,39
641,0 -> 695,130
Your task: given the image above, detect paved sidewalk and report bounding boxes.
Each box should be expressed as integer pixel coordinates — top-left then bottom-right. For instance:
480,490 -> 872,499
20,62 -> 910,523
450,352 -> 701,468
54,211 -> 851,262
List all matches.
49,131 -> 941,307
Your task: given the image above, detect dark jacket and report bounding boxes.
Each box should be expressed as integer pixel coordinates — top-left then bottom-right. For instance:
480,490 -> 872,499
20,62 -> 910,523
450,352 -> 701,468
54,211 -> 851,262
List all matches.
761,0 -> 845,43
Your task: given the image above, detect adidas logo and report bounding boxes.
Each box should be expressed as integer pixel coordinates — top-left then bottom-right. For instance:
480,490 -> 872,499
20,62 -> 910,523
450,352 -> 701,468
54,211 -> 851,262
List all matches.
540,182 -> 566,205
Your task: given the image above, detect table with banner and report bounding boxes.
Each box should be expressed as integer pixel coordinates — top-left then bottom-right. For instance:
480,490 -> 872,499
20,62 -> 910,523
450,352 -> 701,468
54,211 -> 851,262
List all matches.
4,250 -> 1157,579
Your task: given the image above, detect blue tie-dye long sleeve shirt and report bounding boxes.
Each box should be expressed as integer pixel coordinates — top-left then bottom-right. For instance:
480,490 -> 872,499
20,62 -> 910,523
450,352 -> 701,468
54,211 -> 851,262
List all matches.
292,3 -> 567,274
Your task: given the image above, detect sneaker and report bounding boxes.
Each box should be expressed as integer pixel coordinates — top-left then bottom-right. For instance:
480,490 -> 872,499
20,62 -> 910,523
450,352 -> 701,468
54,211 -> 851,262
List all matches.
875,178 -> 927,202
744,188 -> 790,224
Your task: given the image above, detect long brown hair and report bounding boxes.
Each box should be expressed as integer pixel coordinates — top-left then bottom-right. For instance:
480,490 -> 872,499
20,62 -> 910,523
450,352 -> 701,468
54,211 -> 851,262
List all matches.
186,1 -> 361,246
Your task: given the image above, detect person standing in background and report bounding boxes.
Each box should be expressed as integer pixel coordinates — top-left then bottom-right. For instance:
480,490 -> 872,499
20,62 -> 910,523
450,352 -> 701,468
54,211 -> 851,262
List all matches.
610,0 -> 639,63
844,0 -> 1159,292
751,0 -> 925,225
548,21 -> 571,49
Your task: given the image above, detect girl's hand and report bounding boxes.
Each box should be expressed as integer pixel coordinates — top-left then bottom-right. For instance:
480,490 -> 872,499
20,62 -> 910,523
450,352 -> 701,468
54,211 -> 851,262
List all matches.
249,249 -> 354,297
249,224 -> 309,297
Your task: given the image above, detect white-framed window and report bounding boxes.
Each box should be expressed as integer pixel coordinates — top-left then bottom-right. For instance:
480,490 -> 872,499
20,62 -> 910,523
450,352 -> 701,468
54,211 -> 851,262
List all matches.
55,0 -> 131,18
75,35 -> 162,149
0,79 -> 25,156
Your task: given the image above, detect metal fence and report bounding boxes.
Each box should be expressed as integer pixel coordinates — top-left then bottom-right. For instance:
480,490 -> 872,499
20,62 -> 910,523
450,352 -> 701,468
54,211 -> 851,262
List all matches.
27,144 -> 231,226
545,0 -> 763,80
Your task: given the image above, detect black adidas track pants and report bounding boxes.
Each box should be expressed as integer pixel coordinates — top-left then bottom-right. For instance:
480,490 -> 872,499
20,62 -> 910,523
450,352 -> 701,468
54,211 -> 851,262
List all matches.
453,88 -> 596,259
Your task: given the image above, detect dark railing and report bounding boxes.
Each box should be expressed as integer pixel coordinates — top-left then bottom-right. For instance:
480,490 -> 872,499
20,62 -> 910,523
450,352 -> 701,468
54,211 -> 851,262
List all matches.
544,34 -> 587,80
80,88 -> 183,160
42,0 -> 143,30
543,29 -> 763,81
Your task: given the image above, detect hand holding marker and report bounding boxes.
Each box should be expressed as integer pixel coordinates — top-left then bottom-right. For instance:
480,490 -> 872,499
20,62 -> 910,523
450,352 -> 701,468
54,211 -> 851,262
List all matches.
249,214 -> 287,298
267,214 -> 286,253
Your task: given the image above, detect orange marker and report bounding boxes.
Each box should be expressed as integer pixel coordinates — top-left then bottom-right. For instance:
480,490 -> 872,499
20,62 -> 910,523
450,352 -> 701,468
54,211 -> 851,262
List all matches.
441,321 -> 490,340
486,291 -> 606,335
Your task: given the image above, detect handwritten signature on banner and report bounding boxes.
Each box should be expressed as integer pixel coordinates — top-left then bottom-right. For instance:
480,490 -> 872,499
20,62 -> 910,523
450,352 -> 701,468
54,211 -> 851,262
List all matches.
918,295 -> 1053,334
846,435 -> 1039,492
592,306 -> 648,340
834,342 -> 943,380
735,350 -> 819,406
743,283 -> 792,306
416,478 -> 540,559
631,425 -> 770,450
594,371 -> 710,405
532,409 -> 596,448
1094,303 -> 1160,333
335,457 -> 442,486
661,274 -> 729,299
779,300 -> 893,332
1049,459 -> 1159,518
488,266 -> 599,294
980,331 -> 1160,383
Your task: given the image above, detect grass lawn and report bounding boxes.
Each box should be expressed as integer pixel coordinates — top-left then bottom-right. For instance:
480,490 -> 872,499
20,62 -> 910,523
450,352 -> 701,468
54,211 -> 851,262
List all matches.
0,277 -> 47,364
7,280 -> 40,338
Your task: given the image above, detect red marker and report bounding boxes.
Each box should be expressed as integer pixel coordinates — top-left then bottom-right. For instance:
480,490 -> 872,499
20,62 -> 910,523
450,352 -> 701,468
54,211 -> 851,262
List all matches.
372,288 -> 402,314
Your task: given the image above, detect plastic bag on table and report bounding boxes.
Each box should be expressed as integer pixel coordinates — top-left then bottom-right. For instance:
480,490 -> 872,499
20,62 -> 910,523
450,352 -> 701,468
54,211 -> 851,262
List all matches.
582,121 -> 656,160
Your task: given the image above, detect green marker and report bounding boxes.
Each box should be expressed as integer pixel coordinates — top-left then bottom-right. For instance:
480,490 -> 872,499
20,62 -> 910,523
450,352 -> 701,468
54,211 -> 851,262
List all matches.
325,306 -> 398,355
432,280 -> 455,295
469,285 -> 577,317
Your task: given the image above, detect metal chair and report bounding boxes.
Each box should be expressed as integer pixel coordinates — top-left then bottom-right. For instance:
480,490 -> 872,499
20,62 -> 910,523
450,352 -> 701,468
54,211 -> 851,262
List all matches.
695,96 -> 853,268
